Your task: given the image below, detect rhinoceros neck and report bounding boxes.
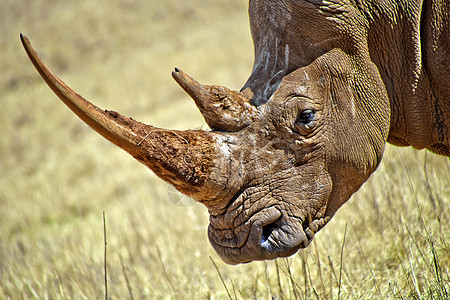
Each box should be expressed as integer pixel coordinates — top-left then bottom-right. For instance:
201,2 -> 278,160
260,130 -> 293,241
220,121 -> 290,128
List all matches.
366,0 -> 450,156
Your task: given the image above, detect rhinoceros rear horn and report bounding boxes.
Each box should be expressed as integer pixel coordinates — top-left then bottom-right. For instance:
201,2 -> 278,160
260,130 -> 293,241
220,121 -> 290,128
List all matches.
172,68 -> 256,131
20,34 -> 226,203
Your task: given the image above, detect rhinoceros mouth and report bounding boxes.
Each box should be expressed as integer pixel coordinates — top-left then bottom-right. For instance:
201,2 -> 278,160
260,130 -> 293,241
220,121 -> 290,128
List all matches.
208,203 -> 315,264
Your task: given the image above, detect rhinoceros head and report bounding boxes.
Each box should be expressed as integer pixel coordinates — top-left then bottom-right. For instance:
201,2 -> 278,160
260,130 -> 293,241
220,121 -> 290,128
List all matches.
195,47 -> 391,264
21,1 -> 390,264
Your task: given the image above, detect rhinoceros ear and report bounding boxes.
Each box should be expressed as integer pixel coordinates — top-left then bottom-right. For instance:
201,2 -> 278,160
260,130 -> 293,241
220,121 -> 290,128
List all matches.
172,68 -> 257,131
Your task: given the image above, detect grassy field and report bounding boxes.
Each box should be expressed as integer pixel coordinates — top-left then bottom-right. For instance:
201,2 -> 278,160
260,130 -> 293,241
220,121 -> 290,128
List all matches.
1,0 -> 449,299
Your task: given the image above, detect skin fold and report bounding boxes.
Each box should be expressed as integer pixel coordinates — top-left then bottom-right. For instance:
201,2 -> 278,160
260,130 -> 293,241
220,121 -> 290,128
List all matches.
21,0 -> 449,264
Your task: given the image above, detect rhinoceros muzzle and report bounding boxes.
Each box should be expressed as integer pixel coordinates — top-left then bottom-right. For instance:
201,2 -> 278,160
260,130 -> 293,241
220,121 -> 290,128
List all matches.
208,205 -> 312,264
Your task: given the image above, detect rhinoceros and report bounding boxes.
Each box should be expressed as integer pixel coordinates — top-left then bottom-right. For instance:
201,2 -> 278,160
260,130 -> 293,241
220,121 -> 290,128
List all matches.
21,0 -> 449,264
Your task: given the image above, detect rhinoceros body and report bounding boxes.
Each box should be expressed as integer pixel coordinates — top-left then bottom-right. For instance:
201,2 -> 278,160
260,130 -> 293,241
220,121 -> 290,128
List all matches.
22,0 -> 449,264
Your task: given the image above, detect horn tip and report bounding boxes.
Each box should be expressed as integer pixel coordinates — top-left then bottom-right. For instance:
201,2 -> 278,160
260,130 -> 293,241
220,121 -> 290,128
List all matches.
172,68 -> 180,79
20,33 -> 33,54
172,68 -> 192,86
20,33 -> 27,44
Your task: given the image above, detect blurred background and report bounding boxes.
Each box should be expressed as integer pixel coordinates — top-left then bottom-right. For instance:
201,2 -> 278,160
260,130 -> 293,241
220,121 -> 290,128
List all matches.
1,0 -> 449,298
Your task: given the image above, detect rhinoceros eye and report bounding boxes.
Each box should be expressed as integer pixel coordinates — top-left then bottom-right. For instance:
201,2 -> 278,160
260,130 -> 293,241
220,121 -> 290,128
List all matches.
296,109 -> 315,125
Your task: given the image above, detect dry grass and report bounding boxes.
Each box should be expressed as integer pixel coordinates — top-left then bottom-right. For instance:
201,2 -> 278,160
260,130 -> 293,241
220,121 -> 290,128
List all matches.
1,0 -> 449,299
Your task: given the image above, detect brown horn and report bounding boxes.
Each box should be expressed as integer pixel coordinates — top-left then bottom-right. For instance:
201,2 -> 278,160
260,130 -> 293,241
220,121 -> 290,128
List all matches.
172,68 -> 256,131
20,34 -> 227,203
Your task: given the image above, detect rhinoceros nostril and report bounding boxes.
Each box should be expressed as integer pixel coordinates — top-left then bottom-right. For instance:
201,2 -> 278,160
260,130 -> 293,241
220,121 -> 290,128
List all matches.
261,222 -> 278,244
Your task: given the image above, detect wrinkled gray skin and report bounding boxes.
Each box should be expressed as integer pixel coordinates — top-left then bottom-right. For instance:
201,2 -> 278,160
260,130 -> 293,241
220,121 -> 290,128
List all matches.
22,0 -> 449,265
208,0 -> 449,264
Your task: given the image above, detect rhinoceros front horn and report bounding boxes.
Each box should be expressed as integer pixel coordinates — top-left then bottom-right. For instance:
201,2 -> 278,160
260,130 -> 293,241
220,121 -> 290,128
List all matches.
20,34 -> 230,206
